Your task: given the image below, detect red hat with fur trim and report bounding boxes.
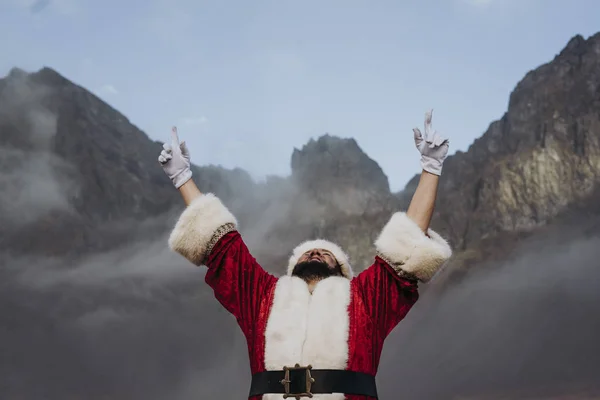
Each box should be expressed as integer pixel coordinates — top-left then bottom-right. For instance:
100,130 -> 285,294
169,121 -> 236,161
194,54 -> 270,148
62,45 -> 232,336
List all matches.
287,239 -> 353,279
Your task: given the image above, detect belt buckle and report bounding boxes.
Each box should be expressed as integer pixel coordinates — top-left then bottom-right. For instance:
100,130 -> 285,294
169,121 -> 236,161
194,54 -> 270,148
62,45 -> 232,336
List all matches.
280,363 -> 315,399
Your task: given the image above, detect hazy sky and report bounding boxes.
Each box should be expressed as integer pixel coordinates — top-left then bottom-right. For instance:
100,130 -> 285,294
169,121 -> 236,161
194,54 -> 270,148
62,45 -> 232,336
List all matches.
2,0 -> 599,190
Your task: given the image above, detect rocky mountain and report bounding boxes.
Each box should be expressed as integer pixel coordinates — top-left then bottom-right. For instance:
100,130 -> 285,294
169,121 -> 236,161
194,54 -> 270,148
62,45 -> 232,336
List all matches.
0,66 -> 260,258
429,33 -> 600,270
1,32 -> 600,399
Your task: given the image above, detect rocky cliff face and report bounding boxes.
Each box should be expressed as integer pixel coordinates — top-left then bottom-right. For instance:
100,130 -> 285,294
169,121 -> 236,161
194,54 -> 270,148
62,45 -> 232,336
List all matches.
428,33 -> 600,256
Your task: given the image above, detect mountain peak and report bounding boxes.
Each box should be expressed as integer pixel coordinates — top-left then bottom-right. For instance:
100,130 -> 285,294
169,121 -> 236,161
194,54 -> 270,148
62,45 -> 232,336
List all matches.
558,33 -> 599,59
7,67 -> 28,79
291,134 -> 389,192
289,133 -> 391,215
32,66 -> 72,86
5,66 -> 69,85
564,34 -> 585,51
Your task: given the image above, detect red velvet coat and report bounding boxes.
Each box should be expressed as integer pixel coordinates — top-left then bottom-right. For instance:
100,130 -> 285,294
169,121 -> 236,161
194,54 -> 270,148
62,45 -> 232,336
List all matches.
169,194 -> 452,400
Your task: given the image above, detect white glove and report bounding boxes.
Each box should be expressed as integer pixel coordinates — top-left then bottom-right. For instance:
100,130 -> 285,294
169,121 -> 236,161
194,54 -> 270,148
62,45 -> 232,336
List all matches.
158,126 -> 192,188
412,109 -> 450,176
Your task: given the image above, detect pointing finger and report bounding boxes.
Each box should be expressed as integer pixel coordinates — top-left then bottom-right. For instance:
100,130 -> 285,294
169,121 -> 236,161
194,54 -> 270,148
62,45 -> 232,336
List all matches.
425,109 -> 433,124
171,126 -> 180,146
424,109 -> 433,138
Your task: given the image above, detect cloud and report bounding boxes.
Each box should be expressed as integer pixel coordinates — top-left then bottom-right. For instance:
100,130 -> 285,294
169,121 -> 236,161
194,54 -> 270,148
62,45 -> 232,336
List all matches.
98,84 -> 119,96
3,205 -> 600,399
13,230 -> 195,289
0,148 -> 78,226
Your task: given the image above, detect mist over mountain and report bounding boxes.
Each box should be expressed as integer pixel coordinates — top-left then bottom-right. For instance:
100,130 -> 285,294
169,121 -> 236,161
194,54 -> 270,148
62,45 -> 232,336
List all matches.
1,33 -> 599,399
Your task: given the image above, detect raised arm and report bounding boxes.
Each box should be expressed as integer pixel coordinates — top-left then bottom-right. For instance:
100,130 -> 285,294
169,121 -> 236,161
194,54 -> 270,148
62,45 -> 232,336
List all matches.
178,178 -> 203,205
377,109 -> 451,281
158,127 -> 276,333
354,110 -> 453,337
406,171 -> 439,233
406,109 -> 448,232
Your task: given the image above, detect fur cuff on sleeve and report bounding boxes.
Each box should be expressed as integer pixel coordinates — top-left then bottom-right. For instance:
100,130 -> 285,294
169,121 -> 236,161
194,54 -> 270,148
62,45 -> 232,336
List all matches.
168,193 -> 238,265
374,212 -> 452,282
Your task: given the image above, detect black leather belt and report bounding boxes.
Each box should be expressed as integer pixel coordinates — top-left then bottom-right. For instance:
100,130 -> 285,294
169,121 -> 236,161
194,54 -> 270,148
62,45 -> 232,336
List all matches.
249,364 -> 378,398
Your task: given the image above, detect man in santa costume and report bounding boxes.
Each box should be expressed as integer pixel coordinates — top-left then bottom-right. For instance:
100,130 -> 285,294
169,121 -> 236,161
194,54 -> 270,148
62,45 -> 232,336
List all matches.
158,110 -> 452,399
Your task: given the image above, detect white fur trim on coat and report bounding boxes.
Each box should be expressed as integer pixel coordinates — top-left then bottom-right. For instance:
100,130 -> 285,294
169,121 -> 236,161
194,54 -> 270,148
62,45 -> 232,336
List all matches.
263,276 -> 350,400
168,193 -> 238,265
374,212 -> 452,282
287,239 -> 353,279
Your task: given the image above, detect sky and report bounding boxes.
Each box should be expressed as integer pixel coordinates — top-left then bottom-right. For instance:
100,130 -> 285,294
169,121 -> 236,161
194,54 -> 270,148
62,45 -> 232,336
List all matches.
1,0 -> 599,191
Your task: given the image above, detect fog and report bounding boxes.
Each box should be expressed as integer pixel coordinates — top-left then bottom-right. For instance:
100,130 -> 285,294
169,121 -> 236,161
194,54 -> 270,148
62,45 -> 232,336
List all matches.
3,204 -> 600,399
1,72 -> 600,400
378,226 -> 600,399
0,76 -> 79,227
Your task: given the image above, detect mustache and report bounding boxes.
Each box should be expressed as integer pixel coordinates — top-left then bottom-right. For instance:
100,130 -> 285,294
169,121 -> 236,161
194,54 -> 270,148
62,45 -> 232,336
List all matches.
292,260 -> 341,280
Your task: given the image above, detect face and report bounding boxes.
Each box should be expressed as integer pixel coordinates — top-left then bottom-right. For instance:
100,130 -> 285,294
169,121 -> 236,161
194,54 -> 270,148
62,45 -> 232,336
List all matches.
291,248 -> 343,281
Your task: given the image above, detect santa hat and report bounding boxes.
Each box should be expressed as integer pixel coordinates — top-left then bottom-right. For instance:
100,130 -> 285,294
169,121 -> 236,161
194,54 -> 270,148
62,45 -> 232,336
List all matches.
287,239 -> 353,279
